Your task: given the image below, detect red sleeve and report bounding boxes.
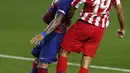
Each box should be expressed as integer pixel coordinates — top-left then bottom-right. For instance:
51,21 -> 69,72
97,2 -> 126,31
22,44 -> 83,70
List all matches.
71,0 -> 86,8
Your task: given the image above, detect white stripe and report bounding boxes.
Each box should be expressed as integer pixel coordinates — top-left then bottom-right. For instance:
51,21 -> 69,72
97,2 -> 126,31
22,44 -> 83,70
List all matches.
95,16 -> 100,26
75,1 -> 82,8
74,0 -> 86,8
81,13 -> 88,20
102,18 -> 105,28
0,54 -> 34,61
106,19 -> 109,27
0,54 -> 130,72
81,0 -> 86,2
102,15 -> 107,28
116,0 -> 121,5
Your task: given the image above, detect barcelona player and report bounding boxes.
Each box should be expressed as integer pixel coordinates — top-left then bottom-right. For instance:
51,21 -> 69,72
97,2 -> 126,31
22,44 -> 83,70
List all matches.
30,0 -> 73,73
55,0 -> 125,73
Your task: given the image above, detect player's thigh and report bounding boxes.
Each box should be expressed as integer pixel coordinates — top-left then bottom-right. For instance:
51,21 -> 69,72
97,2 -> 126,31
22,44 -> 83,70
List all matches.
61,21 -> 87,53
81,27 -> 104,58
31,44 -> 42,58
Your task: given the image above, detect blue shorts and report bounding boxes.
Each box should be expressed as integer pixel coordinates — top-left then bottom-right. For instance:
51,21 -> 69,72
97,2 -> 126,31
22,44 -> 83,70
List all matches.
31,31 -> 65,64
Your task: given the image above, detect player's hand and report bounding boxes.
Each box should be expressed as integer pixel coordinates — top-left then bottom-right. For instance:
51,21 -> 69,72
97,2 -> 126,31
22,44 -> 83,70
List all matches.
30,34 -> 44,45
117,29 -> 125,39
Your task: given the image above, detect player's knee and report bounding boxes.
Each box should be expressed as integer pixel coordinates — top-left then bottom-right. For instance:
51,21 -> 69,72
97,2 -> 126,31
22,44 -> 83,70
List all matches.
59,48 -> 69,57
37,62 -> 49,69
81,54 -> 92,69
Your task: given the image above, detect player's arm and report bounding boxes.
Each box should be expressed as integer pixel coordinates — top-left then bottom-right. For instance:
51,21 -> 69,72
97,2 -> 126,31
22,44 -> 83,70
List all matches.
44,14 -> 64,34
30,0 -> 72,45
30,1 -> 59,45
66,0 -> 86,22
30,13 -> 65,45
65,6 -> 77,23
113,1 -> 125,38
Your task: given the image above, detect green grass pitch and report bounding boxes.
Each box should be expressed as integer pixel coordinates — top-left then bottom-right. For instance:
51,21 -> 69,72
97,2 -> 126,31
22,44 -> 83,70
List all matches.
0,0 -> 130,73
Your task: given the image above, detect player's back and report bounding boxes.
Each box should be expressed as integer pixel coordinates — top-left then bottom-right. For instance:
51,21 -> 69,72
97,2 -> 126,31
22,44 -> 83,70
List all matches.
73,0 -> 121,28
83,0 -> 112,15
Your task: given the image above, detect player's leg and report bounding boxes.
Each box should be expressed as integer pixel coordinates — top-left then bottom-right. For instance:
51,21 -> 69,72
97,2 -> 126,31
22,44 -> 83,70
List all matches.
30,59 -> 39,73
36,41 -> 51,73
30,44 -> 42,73
37,32 -> 65,73
78,54 -> 92,73
56,48 -> 69,73
37,63 -> 49,73
78,22 -> 105,73
56,20 -> 88,73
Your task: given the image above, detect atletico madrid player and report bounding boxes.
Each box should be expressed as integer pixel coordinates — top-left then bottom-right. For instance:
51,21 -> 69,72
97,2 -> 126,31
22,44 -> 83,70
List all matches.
56,0 -> 125,73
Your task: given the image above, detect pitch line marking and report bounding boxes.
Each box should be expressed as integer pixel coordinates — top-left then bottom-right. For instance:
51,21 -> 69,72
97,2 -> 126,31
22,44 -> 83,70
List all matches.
0,54 -> 130,72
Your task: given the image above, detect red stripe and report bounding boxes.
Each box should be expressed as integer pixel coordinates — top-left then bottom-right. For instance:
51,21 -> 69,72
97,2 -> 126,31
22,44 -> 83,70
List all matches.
104,14 -> 109,28
85,13 -> 92,22
99,16 -> 103,27
104,18 -> 107,28
92,16 -> 97,25
80,11 -> 85,18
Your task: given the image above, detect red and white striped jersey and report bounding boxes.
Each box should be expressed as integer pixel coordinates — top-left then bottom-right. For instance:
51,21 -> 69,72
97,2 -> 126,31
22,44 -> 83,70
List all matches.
72,0 -> 121,28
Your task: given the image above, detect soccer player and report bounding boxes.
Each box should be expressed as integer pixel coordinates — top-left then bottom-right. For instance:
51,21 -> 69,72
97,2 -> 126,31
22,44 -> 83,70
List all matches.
56,0 -> 125,73
30,0 -> 73,73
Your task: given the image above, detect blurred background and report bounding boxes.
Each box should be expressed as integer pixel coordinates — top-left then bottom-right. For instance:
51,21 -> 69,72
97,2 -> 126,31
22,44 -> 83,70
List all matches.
0,0 -> 129,73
